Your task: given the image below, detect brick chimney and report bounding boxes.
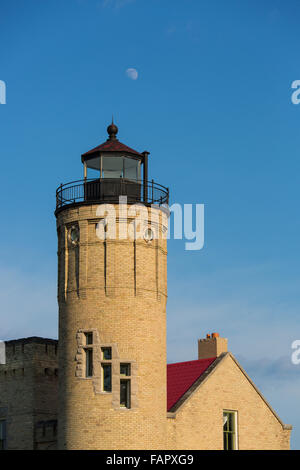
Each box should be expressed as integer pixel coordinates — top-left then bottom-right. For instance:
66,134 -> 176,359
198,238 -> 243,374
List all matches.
198,333 -> 228,360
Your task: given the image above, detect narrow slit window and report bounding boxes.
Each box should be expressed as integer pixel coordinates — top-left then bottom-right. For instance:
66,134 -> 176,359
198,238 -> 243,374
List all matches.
102,364 -> 112,392
120,380 -> 131,409
85,348 -> 93,378
82,331 -> 94,378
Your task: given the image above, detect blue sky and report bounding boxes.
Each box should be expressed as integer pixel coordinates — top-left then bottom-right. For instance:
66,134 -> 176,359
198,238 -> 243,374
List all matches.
0,0 -> 300,448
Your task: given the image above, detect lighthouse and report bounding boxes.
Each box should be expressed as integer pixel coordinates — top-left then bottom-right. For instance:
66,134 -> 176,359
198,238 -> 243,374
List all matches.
55,121 -> 169,449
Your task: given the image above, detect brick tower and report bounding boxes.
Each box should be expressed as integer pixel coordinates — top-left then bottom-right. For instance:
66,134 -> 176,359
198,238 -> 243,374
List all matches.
55,121 -> 169,449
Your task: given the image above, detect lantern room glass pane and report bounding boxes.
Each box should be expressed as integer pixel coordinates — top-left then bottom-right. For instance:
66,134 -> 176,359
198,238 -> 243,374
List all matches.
86,155 -> 141,181
102,156 -> 123,178
124,157 -> 140,181
86,157 -> 100,171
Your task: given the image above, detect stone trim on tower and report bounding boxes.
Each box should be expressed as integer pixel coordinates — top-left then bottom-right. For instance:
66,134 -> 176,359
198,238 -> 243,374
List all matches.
75,329 -> 138,410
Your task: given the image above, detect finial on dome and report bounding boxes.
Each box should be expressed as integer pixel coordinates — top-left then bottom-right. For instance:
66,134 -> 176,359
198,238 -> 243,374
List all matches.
107,117 -> 118,141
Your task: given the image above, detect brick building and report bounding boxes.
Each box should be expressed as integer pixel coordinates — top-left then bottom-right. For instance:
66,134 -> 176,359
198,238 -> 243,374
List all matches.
0,333 -> 291,450
0,337 -> 58,450
0,123 -> 292,450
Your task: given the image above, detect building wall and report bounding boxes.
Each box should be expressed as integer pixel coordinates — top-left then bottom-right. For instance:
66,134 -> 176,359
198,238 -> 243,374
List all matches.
56,203 -> 168,450
0,339 -> 58,450
166,354 -> 291,450
0,341 -> 291,450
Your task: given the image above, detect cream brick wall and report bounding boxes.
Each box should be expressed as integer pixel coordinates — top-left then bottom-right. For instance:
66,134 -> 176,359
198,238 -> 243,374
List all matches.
166,353 -> 291,450
56,203 -> 168,450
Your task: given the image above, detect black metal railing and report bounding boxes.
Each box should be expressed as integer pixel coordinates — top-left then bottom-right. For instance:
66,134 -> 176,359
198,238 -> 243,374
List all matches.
55,178 -> 169,211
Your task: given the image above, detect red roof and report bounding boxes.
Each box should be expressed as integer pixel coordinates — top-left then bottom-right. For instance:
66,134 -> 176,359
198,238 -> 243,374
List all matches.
82,139 -> 143,159
167,357 -> 216,411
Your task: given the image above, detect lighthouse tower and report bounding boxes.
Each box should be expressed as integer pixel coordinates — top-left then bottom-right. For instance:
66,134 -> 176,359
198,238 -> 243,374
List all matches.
55,122 -> 169,449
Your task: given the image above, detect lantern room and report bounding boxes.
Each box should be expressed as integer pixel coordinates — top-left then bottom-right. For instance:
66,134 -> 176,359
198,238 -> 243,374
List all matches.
81,121 -> 145,183
55,120 -> 169,212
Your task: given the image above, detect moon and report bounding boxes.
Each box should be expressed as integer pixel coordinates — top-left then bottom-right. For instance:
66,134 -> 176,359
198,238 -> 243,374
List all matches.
126,68 -> 138,80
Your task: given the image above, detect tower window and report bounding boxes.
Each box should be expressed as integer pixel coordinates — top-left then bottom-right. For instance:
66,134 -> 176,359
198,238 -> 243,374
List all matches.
100,346 -> 112,392
85,332 -> 93,345
69,226 -> 80,245
144,227 -> 154,242
120,363 -> 131,376
223,411 -> 238,450
102,364 -> 112,392
83,332 -> 94,378
0,420 -> 6,450
101,347 -> 112,360
85,349 -> 93,377
120,380 -> 131,408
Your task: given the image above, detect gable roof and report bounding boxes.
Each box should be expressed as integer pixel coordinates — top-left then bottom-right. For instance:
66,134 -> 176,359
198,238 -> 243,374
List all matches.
166,352 -> 292,430
167,357 -> 216,411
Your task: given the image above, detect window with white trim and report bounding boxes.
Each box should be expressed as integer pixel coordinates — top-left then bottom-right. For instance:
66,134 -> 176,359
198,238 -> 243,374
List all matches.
223,411 -> 238,450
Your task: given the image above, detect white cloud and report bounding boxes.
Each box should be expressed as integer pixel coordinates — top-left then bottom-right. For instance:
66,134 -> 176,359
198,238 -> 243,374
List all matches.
126,68 -> 138,80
